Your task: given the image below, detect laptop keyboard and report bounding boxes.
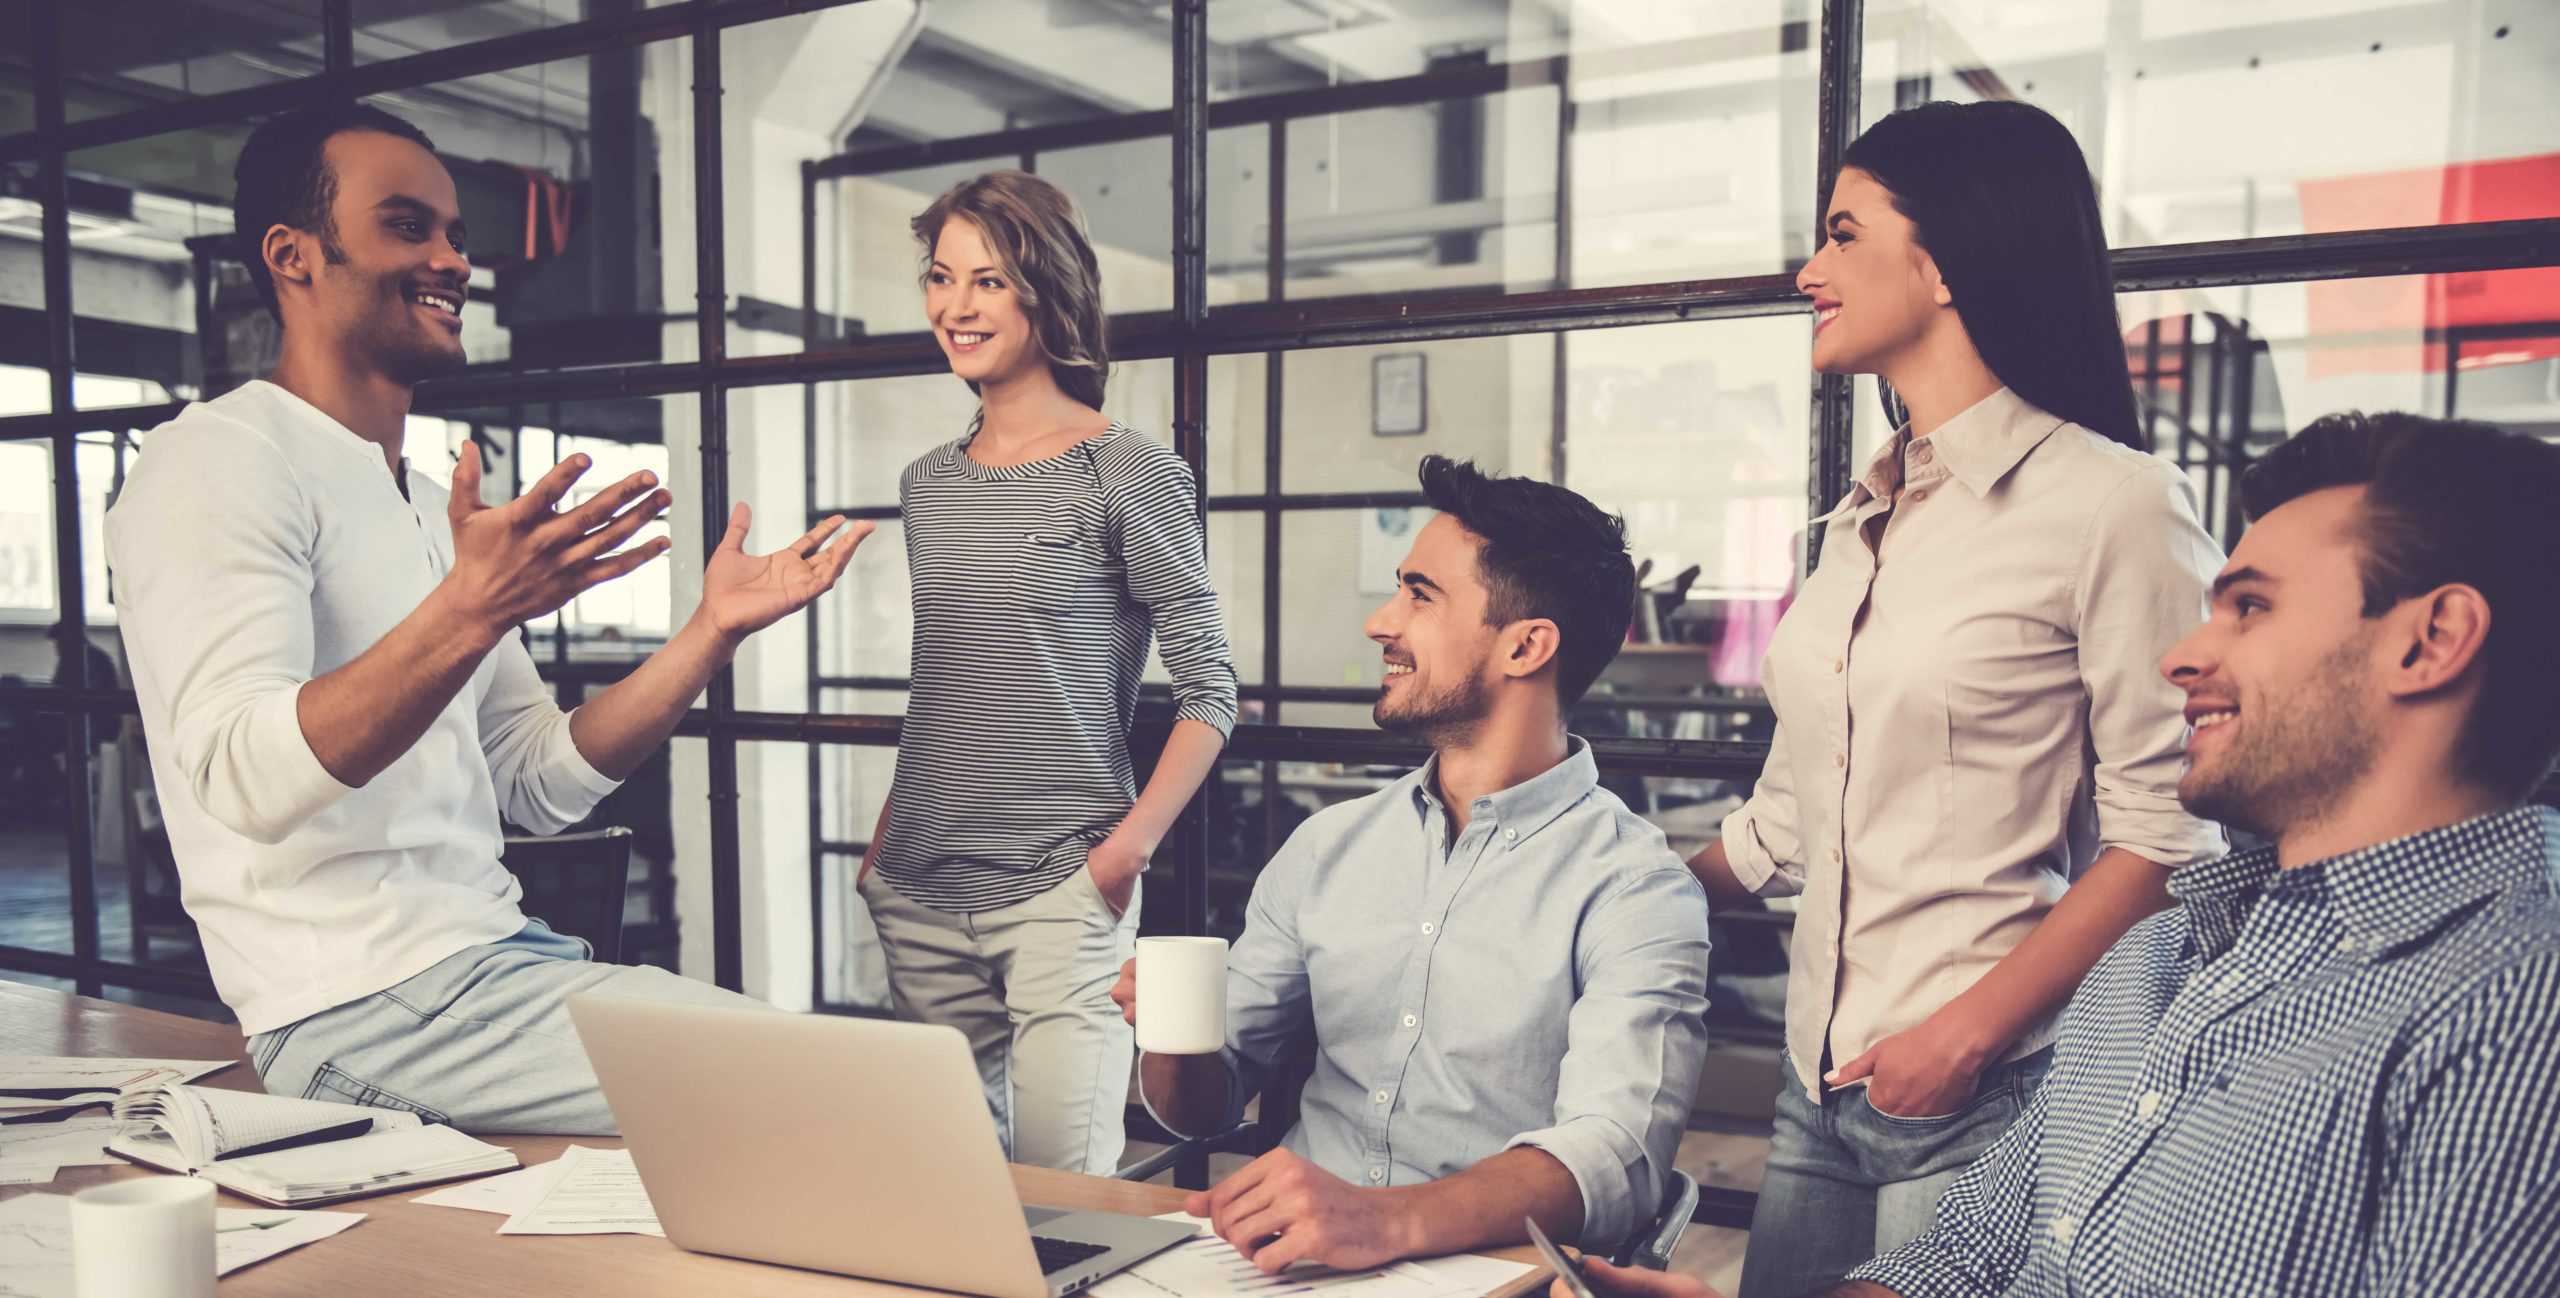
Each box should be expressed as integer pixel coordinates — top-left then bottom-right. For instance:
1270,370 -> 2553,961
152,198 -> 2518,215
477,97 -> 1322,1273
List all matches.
1032,1236 -> 1114,1276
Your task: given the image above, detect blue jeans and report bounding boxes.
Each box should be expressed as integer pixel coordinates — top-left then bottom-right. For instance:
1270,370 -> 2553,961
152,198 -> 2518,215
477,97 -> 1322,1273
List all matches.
1737,1046 -> 2052,1298
246,921 -> 770,1135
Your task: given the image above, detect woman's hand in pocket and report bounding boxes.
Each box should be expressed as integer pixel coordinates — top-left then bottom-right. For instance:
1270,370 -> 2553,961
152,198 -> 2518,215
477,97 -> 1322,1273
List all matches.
1086,835 -> 1148,918
1829,1011 -> 1998,1119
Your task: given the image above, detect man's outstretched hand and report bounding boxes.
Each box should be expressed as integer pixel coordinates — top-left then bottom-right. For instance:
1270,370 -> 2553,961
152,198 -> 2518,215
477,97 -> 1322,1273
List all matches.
441,441 -> 671,640
699,503 -> 874,641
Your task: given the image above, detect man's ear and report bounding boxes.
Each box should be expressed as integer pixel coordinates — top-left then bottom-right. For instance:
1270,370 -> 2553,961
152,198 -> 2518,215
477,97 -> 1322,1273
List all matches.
2381,583 -> 2491,700
263,223 -> 313,295
1500,618 -> 1562,682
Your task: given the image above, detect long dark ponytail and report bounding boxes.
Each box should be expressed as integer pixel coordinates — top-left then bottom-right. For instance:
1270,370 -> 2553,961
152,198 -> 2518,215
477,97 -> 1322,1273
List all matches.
1843,101 -> 2144,450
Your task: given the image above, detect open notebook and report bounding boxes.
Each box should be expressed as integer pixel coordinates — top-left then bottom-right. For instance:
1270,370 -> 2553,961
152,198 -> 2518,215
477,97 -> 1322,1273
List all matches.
106,1083 -> 518,1207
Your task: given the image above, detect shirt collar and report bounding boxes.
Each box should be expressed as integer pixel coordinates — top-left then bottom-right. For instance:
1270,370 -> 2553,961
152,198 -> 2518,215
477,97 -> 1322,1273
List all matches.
1406,735 -> 1599,850
1847,386 -> 2068,507
2319,806 -> 2557,948
2173,807 -> 2557,956
244,379 -> 389,465
2166,838 -> 2283,959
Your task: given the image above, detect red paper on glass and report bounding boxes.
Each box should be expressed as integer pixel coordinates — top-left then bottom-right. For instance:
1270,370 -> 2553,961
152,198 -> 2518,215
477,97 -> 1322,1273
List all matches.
2296,154 -> 2560,376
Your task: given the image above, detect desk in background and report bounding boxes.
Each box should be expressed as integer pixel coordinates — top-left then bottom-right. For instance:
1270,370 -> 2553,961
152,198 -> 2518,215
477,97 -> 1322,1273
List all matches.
0,982 -> 1550,1297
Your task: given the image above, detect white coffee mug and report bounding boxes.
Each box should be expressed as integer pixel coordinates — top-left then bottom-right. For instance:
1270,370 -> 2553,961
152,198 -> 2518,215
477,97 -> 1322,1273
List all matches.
70,1175 -> 217,1298
1135,935 -> 1228,1055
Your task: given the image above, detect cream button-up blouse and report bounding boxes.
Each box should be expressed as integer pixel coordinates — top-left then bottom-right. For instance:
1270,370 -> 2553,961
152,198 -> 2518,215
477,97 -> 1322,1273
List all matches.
1723,385 -> 2227,1101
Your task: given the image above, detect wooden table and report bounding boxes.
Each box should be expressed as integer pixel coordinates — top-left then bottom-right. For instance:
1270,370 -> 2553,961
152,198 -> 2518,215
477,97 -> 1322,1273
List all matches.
0,982 -> 1553,1296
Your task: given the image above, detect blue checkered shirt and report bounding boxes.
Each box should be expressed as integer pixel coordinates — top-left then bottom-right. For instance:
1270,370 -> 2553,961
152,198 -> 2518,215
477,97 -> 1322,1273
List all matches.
1852,806 -> 2560,1298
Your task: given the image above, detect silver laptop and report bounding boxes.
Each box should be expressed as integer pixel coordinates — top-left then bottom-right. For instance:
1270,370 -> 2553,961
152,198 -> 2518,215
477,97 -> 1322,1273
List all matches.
569,996 -> 1196,1298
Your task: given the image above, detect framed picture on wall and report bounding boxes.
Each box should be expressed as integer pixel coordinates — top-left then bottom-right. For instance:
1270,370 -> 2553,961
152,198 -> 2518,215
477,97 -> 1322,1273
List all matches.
1372,352 -> 1427,436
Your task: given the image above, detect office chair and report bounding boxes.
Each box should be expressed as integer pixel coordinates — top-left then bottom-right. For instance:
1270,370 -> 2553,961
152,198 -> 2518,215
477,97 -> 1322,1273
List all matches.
500,827 -> 635,964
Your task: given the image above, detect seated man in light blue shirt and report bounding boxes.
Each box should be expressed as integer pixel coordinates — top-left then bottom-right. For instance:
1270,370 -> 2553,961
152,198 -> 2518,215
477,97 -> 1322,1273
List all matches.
1112,455 -> 1712,1273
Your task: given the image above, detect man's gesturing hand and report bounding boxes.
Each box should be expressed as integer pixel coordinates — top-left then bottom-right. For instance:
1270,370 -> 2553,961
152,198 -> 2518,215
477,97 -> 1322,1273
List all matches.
698,503 -> 873,642
442,442 -> 670,639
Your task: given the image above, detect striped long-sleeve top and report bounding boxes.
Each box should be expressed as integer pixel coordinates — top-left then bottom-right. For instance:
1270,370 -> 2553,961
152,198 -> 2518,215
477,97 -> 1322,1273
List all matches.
876,423 -> 1239,913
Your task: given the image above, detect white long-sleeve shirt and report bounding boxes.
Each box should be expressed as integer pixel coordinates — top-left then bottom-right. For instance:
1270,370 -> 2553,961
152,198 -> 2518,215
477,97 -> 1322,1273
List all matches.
1723,386 -> 2227,1102
105,380 -> 618,1035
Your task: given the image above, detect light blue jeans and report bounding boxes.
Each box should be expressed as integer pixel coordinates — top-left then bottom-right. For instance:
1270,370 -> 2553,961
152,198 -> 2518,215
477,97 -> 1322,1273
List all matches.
1737,1046 -> 2053,1298
245,920 -> 767,1135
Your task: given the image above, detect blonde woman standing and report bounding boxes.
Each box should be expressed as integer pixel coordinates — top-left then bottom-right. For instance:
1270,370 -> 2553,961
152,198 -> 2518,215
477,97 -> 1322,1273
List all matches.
856,172 -> 1238,1174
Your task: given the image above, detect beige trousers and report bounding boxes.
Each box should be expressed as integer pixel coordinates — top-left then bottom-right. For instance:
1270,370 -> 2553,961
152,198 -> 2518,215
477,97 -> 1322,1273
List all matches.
858,865 -> 1140,1174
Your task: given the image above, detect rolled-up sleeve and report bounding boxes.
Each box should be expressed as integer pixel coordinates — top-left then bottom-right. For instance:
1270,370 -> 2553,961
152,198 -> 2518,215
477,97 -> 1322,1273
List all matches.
1721,707 -> 1807,897
1141,832 -> 1313,1139
1506,864 -> 1712,1249
475,631 -> 619,835
2073,461 -> 2225,869
1104,443 -> 1239,737
105,420 -> 353,848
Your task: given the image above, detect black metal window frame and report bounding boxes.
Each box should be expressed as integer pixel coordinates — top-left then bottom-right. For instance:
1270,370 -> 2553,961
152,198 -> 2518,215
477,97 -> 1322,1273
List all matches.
5,0 -> 2559,1017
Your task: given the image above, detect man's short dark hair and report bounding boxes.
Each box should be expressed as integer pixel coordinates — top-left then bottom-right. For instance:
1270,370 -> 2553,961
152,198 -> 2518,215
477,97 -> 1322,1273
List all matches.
232,102 -> 437,324
1416,455 -> 1636,707
2240,411 -> 2560,800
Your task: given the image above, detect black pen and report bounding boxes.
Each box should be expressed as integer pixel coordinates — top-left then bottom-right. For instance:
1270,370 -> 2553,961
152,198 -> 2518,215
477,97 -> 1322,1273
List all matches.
216,1117 -> 376,1161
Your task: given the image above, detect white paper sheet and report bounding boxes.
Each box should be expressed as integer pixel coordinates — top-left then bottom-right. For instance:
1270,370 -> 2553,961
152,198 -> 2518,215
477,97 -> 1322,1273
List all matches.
412,1153 -> 575,1216
1089,1214 -> 1537,1298
496,1146 -> 663,1237
0,1166 -> 57,1186
0,1118 -> 124,1169
0,1194 -> 364,1297
0,1058 -> 232,1095
0,1058 -> 231,1118
212,1208 -> 367,1274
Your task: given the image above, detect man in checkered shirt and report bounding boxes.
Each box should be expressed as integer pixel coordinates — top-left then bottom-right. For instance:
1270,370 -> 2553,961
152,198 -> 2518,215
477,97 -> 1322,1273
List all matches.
1565,410 -> 2560,1298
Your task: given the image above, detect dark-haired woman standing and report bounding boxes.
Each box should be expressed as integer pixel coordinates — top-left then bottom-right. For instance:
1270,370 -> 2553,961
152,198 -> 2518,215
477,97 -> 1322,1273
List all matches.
856,172 -> 1237,1175
1684,102 -> 2227,1295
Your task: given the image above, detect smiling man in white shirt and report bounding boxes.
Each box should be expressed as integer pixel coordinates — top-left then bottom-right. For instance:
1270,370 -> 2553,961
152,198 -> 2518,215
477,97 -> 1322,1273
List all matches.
103,102 -> 868,1133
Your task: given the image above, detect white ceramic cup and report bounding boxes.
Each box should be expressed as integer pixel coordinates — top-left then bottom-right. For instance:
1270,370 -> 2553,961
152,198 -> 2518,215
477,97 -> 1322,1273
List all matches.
69,1175 -> 217,1298
1135,935 -> 1228,1055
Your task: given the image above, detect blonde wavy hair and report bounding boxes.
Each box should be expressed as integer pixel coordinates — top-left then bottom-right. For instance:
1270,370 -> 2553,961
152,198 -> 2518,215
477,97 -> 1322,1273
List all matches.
912,171 -> 1111,412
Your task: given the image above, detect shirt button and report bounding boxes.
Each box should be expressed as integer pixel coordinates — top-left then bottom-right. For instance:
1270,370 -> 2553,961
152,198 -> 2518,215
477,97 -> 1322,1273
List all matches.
1374,1090 -> 1390,1104
1402,1014 -> 1417,1028
2051,1216 -> 2079,1246
2136,1091 -> 2165,1122
1909,488 -> 1928,502
1367,1168 -> 1384,1183
1502,828 -> 1518,843
1832,658 -> 1845,673
1913,444 -> 1932,462
1833,753 -> 1847,769
1420,922 -> 1435,936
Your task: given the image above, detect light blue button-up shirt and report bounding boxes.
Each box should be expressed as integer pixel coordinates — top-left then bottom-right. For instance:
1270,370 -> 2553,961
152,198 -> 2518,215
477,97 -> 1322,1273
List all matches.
1169,737 -> 1711,1248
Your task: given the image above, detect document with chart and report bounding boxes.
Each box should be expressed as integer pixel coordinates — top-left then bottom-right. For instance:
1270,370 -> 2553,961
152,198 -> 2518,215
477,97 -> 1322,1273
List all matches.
1089,1215 -> 1537,1298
